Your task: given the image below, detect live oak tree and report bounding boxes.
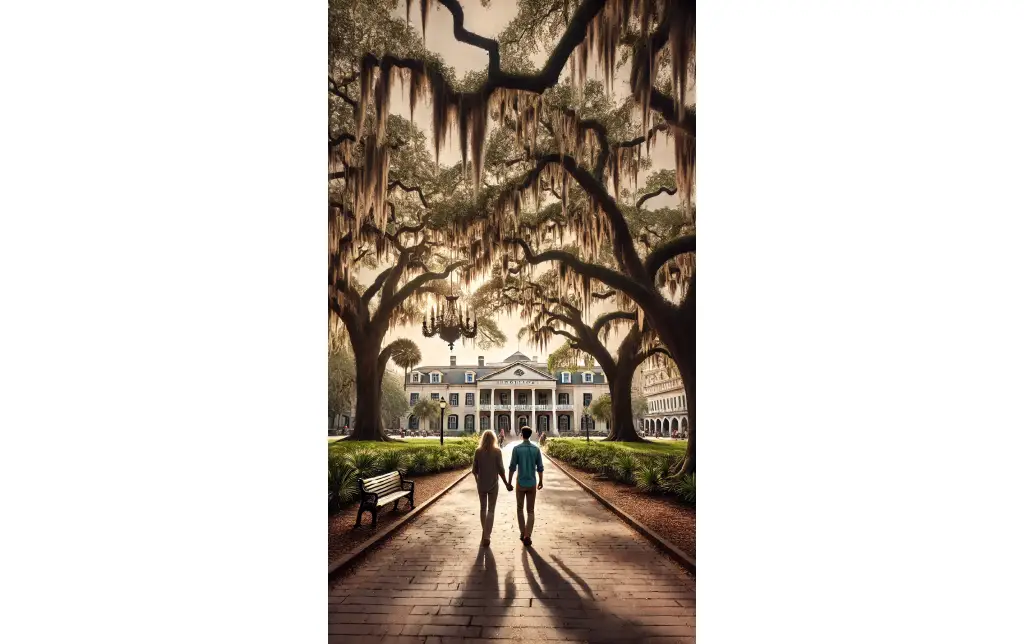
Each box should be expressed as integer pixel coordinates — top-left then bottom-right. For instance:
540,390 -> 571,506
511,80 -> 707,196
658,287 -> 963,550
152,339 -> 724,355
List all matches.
500,268 -> 670,442
344,0 -> 696,471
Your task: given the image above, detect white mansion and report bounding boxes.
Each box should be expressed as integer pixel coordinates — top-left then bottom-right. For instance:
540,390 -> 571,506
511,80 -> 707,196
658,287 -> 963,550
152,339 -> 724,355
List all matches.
639,357 -> 689,437
404,351 -> 611,436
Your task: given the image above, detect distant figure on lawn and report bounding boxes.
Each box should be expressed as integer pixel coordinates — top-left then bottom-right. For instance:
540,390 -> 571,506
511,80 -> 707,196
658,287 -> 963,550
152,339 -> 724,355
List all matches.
508,426 -> 544,547
472,430 -> 513,547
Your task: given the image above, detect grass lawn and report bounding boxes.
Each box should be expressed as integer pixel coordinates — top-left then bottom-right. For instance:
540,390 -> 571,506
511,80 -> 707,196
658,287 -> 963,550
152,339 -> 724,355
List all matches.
328,437 -> 475,456
552,437 -> 688,456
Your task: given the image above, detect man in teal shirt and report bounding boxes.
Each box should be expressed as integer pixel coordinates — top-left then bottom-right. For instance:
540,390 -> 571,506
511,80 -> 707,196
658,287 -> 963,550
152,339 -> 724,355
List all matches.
509,426 -> 544,546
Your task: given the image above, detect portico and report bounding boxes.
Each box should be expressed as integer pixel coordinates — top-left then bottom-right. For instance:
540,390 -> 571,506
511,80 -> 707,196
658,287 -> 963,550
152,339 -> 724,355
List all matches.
476,363 -> 558,435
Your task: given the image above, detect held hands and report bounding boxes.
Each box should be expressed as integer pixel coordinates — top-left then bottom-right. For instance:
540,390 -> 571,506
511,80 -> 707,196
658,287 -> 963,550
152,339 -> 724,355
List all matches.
506,483 -> 514,492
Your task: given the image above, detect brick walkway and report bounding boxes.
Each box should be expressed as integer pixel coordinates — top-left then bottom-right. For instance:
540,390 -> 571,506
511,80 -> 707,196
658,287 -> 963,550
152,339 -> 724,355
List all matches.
329,441 -> 695,643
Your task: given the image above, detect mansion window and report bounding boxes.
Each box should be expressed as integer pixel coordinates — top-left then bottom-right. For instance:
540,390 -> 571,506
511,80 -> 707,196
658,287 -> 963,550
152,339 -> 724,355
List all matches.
465,415 -> 474,431
583,372 -> 594,383
481,392 -> 491,404
466,393 -> 475,406
448,415 -> 458,429
560,372 -> 570,383
499,393 -> 509,405
537,392 -> 548,404
558,393 -> 569,405
430,393 -> 440,401
410,393 -> 419,405
517,393 -> 528,405
412,373 -> 421,383
449,393 -> 459,407
465,371 -> 475,383
480,415 -> 490,430
430,373 -> 441,384
583,393 -> 593,407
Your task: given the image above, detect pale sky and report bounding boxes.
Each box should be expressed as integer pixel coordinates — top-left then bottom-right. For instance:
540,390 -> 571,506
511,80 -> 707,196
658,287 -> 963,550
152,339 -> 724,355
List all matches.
366,1 -> 682,371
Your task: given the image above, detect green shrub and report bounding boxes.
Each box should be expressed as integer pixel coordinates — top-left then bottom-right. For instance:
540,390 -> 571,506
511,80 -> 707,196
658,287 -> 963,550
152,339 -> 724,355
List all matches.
376,449 -> 407,475
409,450 -> 430,475
635,462 -> 662,493
347,449 -> 379,477
678,474 -> 696,505
613,453 -> 637,484
328,455 -> 359,514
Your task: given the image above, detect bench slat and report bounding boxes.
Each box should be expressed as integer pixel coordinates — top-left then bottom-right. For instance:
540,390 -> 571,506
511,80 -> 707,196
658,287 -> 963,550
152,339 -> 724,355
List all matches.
374,490 -> 410,506
360,471 -> 404,495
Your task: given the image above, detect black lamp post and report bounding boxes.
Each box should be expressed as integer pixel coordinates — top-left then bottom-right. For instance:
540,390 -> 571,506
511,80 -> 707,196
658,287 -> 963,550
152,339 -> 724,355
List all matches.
438,399 -> 447,446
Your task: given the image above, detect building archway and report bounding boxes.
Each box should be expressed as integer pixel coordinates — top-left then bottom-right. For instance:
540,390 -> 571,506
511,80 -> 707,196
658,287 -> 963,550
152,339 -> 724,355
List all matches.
465,415 -> 475,432
656,419 -> 663,434
671,418 -> 679,433
408,415 -> 418,430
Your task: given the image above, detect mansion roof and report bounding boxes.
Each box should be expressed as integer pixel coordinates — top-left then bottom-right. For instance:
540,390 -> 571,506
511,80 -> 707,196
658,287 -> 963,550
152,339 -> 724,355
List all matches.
409,352 -> 606,385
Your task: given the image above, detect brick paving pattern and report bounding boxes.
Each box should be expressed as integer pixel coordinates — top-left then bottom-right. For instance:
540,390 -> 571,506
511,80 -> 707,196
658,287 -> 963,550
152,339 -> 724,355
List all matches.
329,441 -> 696,643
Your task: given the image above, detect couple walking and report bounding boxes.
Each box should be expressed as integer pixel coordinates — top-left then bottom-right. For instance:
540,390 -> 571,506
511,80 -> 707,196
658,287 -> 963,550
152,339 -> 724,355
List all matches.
471,426 -> 544,547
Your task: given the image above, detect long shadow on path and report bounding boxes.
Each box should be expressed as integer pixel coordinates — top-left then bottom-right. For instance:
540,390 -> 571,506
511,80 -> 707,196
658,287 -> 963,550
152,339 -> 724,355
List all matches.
523,547 -> 663,643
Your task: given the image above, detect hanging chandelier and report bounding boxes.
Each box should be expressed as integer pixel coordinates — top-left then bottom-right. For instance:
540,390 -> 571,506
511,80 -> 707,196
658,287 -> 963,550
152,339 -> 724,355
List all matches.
423,293 -> 477,350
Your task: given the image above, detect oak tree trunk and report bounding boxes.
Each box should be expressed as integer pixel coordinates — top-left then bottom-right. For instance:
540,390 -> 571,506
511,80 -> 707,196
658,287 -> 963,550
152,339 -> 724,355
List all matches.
652,276 -> 695,474
604,330 -> 644,442
346,340 -> 389,441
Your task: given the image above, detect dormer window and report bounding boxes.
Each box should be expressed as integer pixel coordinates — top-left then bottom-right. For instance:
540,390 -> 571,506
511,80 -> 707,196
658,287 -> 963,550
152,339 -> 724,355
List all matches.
430,372 -> 441,384
560,371 -> 571,384
583,372 -> 594,384
412,372 -> 421,384
465,371 -> 475,383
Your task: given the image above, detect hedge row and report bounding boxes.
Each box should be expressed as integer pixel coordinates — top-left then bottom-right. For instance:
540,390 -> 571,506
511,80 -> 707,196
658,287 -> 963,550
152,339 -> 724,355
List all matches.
328,440 -> 476,514
545,439 -> 695,506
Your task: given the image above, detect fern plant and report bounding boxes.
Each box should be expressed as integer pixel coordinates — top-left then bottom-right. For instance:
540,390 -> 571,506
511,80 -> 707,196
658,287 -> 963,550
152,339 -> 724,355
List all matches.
328,455 -> 359,513
346,449 -> 379,477
376,449 -> 407,475
635,462 -> 662,493
409,450 -> 430,475
613,453 -> 638,484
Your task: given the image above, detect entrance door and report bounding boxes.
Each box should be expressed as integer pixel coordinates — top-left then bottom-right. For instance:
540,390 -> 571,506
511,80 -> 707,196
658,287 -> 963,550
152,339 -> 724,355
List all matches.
518,415 -> 528,430
558,415 -> 569,433
539,415 -> 549,433
498,415 -> 509,431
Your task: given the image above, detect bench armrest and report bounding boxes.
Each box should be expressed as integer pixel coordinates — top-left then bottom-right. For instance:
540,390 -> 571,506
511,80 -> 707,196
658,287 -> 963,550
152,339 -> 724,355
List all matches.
401,480 -> 414,491
361,491 -> 378,505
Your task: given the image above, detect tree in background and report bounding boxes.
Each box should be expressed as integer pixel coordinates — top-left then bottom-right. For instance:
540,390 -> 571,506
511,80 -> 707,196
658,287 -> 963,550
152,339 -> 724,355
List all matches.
589,394 -> 613,427
328,325 -> 355,428
389,338 -> 422,390
380,372 -> 411,429
411,397 -> 442,432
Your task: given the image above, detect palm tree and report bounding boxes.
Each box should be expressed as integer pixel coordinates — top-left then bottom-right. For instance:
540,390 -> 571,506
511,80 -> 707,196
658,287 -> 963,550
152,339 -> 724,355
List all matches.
389,338 -> 422,391
411,398 -> 441,433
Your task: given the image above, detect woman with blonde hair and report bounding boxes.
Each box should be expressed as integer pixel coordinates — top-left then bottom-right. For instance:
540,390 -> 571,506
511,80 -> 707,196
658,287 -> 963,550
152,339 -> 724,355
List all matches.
472,430 -> 513,546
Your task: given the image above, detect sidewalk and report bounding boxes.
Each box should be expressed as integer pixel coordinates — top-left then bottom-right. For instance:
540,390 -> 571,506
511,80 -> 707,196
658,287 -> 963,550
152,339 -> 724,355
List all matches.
329,440 -> 695,643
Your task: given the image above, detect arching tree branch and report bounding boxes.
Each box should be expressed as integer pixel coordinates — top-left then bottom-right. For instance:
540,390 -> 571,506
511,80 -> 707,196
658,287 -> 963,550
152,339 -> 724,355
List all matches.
636,185 -> 678,209
644,235 -> 696,277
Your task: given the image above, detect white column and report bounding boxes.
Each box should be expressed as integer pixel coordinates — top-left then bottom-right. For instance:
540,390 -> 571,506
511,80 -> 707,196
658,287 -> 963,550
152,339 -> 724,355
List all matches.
530,387 -> 536,433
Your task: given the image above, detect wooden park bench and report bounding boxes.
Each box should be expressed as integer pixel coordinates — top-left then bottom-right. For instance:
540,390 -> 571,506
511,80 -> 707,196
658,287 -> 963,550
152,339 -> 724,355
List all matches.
355,471 -> 415,528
